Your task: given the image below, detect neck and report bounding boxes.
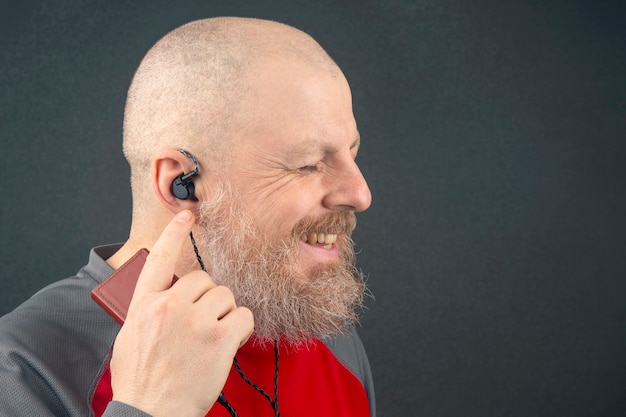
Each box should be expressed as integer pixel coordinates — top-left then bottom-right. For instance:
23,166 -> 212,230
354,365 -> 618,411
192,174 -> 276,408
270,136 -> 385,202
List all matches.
105,237 -> 151,269
106,207 -> 168,269
106,232 -> 200,275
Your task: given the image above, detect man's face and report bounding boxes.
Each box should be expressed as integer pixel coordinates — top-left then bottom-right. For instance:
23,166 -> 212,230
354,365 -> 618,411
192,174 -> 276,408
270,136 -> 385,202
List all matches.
225,58 -> 371,276
197,59 -> 372,343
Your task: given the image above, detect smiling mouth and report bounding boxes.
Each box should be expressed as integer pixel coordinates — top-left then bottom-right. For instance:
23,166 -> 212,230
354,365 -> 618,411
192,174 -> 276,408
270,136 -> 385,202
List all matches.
300,232 -> 338,249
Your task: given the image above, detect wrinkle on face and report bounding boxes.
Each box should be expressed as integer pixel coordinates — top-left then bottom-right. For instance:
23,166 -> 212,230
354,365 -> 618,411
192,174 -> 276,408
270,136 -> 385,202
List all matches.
215,50 -> 365,244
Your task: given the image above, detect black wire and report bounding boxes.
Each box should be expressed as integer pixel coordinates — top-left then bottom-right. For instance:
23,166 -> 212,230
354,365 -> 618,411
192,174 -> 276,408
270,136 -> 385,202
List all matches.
189,232 -> 280,416
273,340 -> 280,417
232,340 -> 280,416
191,232 -> 236,416
217,393 -> 239,417
189,231 -> 206,271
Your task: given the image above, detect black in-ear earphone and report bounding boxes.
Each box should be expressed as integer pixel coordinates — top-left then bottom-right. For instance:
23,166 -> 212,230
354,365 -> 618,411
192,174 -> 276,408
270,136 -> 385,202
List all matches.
172,149 -> 199,201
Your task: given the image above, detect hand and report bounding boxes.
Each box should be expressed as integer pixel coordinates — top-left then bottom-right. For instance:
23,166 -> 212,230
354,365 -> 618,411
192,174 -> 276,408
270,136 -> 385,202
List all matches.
109,210 -> 254,417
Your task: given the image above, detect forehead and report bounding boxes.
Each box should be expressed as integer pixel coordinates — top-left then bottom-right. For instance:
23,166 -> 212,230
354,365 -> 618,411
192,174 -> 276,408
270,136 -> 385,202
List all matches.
282,132 -> 361,157
234,57 -> 358,156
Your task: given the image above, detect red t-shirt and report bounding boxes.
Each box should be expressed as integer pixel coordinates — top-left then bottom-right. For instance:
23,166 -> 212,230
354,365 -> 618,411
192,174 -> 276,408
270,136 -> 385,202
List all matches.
92,338 -> 371,417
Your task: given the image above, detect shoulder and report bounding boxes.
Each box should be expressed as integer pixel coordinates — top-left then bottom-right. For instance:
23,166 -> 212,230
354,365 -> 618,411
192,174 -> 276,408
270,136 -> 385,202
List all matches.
1,244 -> 121,334
323,327 -> 376,416
0,246 -> 121,416
323,327 -> 371,381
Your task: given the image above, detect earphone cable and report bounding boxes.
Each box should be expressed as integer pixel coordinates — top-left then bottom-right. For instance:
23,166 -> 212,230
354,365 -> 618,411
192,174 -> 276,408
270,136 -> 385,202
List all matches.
190,231 -> 280,416
233,341 -> 280,416
189,231 -> 206,271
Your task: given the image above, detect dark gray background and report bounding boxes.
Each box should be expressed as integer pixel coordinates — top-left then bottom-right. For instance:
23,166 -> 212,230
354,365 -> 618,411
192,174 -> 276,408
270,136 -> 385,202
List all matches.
1,1 -> 625,416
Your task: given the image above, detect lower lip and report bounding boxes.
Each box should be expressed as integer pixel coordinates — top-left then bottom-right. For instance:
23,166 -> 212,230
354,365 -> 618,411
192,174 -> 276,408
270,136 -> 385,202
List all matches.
298,240 -> 339,261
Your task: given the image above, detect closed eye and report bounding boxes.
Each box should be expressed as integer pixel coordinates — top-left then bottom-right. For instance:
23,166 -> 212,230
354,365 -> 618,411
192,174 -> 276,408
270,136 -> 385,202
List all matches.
298,164 -> 319,173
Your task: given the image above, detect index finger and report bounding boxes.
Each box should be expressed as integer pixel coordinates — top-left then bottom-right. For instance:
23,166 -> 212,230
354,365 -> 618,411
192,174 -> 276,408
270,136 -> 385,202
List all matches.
133,210 -> 195,297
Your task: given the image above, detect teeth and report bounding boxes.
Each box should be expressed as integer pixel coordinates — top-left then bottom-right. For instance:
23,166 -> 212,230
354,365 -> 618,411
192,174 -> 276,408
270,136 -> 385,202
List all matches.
301,232 -> 338,245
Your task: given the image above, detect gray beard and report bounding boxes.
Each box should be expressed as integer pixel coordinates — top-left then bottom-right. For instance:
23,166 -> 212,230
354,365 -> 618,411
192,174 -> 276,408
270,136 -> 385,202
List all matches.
196,182 -> 366,346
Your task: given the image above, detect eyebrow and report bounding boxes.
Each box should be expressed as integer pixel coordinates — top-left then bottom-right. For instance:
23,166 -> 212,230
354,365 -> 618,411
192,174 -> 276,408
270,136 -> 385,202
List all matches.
292,131 -> 360,156
351,131 -> 361,151
322,139 -> 359,154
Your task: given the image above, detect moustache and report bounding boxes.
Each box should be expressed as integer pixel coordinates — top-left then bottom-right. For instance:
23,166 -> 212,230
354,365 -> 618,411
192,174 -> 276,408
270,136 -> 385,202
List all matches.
291,211 -> 357,240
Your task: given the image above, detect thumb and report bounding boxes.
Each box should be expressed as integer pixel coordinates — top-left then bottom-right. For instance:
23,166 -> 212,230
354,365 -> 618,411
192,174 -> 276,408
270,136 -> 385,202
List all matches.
132,210 -> 195,299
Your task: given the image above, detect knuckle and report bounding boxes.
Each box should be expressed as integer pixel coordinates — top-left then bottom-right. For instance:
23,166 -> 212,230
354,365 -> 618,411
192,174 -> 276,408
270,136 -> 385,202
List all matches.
146,249 -> 173,265
212,285 -> 235,301
149,293 -> 180,317
237,306 -> 254,323
241,308 -> 255,331
206,322 -> 228,342
190,270 -> 216,286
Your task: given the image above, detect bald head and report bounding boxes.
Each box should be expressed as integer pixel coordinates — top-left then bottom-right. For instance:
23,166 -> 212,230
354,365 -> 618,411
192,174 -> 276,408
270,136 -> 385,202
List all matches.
123,17 -> 341,206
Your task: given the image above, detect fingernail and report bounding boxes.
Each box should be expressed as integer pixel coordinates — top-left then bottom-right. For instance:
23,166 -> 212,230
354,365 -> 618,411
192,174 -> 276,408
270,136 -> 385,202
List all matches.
175,210 -> 192,223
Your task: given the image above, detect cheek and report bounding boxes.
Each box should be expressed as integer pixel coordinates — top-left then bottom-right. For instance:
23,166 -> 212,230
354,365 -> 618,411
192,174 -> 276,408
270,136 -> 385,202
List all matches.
252,189 -> 320,240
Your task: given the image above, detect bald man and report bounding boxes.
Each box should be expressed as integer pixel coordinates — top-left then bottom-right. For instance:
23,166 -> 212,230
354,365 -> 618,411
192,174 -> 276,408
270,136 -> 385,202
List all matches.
0,17 -> 375,417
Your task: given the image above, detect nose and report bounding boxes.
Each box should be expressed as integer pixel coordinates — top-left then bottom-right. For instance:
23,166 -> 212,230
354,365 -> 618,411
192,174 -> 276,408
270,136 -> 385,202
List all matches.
323,159 -> 372,212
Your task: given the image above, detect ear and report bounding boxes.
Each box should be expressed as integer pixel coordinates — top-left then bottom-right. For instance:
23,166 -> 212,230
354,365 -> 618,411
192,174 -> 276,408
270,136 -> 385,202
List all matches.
152,149 -> 201,214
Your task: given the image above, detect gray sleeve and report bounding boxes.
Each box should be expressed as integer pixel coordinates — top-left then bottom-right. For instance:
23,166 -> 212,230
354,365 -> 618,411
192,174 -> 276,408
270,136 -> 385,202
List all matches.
102,401 -> 153,417
324,327 -> 377,417
0,268 -> 120,417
